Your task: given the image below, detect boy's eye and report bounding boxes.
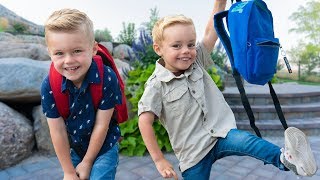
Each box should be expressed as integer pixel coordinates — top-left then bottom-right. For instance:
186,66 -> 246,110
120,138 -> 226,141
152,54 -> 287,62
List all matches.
74,49 -> 82,53
172,44 -> 182,48
188,43 -> 196,48
54,52 -> 63,56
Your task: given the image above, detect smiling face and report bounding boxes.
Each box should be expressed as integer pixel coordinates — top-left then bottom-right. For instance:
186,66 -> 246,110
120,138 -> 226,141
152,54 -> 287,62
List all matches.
153,23 -> 197,73
46,29 -> 97,88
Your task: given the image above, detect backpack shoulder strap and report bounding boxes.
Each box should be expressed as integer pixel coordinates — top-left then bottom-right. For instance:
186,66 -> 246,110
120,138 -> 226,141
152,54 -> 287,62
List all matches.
90,56 -> 104,110
49,63 -> 70,120
95,43 -> 128,123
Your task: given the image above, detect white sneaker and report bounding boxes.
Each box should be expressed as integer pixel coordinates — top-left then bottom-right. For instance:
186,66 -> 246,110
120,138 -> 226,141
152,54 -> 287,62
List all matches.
280,127 -> 317,176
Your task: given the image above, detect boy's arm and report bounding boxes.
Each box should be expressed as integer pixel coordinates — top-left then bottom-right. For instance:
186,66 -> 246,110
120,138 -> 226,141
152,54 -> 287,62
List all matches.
139,112 -> 178,180
202,0 -> 227,52
76,108 -> 114,179
47,117 -> 79,179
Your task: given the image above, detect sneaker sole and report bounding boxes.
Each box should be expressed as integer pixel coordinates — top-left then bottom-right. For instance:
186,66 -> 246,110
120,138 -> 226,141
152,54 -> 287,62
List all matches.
284,127 -> 317,176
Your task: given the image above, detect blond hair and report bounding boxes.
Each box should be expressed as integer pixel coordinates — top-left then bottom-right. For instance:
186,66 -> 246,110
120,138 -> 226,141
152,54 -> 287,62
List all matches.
44,8 -> 94,44
152,14 -> 195,45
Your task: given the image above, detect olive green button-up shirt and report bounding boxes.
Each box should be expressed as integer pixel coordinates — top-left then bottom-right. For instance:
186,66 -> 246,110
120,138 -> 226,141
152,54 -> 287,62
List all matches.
138,42 -> 237,172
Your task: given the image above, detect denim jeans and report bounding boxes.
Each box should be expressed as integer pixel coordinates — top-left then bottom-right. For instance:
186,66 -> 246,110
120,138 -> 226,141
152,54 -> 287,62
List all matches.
182,129 -> 288,180
70,143 -> 119,180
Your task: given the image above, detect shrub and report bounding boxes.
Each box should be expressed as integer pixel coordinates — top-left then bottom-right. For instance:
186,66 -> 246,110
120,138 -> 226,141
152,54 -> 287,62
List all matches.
117,22 -> 136,46
12,22 -> 27,34
95,28 -> 113,42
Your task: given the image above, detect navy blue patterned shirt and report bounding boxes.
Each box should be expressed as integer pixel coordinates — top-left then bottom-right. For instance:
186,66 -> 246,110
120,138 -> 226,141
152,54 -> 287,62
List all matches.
41,60 -> 121,157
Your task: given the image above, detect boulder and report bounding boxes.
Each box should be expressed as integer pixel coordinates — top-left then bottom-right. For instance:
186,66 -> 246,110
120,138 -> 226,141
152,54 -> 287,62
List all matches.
32,105 -> 55,155
0,102 -> 34,169
0,58 -> 50,103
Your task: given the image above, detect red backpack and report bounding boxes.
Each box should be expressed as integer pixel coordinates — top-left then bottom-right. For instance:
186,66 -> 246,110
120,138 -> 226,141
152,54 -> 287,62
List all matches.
49,43 -> 128,123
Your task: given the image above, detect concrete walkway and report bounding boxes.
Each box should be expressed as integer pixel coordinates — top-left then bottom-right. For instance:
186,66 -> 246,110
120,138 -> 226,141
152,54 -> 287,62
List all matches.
0,136 -> 319,180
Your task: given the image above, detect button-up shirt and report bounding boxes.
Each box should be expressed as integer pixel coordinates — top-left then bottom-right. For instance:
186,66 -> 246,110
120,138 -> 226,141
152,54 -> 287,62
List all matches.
138,42 -> 237,172
41,60 -> 121,156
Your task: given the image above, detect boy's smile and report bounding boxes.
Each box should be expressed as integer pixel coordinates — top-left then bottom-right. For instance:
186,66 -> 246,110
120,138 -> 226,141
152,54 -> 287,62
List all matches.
46,30 -> 97,88
154,24 -> 197,74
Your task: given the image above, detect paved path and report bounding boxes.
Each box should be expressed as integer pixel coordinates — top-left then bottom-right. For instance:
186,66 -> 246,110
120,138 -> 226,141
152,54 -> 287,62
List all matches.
1,136 -> 319,180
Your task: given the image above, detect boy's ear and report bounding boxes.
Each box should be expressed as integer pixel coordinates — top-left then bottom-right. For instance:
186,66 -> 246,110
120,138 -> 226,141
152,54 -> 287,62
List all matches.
92,41 -> 98,56
153,43 -> 162,56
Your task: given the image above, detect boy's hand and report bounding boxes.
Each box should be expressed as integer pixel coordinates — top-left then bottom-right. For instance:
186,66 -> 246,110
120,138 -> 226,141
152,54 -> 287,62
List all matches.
75,161 -> 93,180
63,172 -> 80,180
155,158 -> 178,179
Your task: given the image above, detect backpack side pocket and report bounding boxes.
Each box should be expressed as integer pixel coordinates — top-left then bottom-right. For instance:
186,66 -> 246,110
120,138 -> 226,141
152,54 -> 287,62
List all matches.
248,37 -> 279,84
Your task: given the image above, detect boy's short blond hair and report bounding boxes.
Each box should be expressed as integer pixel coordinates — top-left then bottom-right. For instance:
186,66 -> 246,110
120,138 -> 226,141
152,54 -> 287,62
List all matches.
152,14 -> 195,45
44,8 -> 94,44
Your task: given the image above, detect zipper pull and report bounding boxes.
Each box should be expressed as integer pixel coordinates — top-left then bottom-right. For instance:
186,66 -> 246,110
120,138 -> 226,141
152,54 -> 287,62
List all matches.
280,45 -> 292,73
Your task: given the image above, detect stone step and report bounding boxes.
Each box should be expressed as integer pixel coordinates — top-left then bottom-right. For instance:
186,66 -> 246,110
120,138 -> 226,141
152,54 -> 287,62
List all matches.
223,83 -> 320,105
231,102 -> 320,120
236,117 -> 320,137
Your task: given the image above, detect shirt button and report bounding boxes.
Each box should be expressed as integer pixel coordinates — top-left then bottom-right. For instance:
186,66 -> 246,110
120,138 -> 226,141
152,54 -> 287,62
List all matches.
210,129 -> 214,133
192,90 -> 195,94
204,118 -> 206,121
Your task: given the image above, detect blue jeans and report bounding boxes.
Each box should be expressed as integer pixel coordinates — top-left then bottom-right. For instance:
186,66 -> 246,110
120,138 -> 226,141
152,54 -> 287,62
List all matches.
70,143 -> 119,180
182,129 -> 288,180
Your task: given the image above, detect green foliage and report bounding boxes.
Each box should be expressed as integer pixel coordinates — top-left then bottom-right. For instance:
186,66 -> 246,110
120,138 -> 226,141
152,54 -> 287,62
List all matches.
207,66 -> 224,91
210,49 -> 227,71
119,64 -> 173,156
12,22 -> 27,34
289,0 -> 320,45
95,28 -> 113,42
288,0 -> 320,76
117,22 -> 136,46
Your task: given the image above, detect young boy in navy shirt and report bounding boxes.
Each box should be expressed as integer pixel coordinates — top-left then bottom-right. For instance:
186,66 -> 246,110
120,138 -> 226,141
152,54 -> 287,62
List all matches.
41,8 -> 121,180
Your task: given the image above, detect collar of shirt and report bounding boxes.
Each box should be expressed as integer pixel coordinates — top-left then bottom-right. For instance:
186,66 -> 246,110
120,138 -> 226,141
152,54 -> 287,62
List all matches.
61,59 -> 101,93
155,58 -> 203,82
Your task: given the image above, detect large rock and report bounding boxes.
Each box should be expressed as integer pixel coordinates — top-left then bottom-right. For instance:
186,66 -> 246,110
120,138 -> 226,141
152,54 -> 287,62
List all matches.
0,42 -> 50,60
0,58 -> 50,103
0,102 -> 34,169
32,105 -> 55,155
113,44 -> 135,61
99,41 -> 113,54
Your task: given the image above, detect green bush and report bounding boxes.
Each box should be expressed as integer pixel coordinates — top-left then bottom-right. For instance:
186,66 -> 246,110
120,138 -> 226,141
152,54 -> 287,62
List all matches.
12,22 -> 27,34
120,64 -> 173,156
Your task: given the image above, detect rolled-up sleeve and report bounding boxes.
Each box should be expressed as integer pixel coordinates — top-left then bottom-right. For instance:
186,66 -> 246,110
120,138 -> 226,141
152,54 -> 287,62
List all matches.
138,81 -> 162,118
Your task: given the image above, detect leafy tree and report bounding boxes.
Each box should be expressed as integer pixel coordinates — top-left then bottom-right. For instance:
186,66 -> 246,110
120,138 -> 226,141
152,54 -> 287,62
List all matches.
117,22 -> 136,46
289,0 -> 320,44
95,28 -> 113,42
298,43 -> 320,75
288,0 -> 320,75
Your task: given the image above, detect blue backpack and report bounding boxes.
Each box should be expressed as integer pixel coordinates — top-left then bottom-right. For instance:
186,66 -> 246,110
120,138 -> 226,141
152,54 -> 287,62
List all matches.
214,0 -> 292,137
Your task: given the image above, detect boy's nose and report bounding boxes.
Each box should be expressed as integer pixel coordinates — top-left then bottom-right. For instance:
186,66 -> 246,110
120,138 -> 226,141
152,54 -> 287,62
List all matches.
182,46 -> 190,53
64,54 -> 74,63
